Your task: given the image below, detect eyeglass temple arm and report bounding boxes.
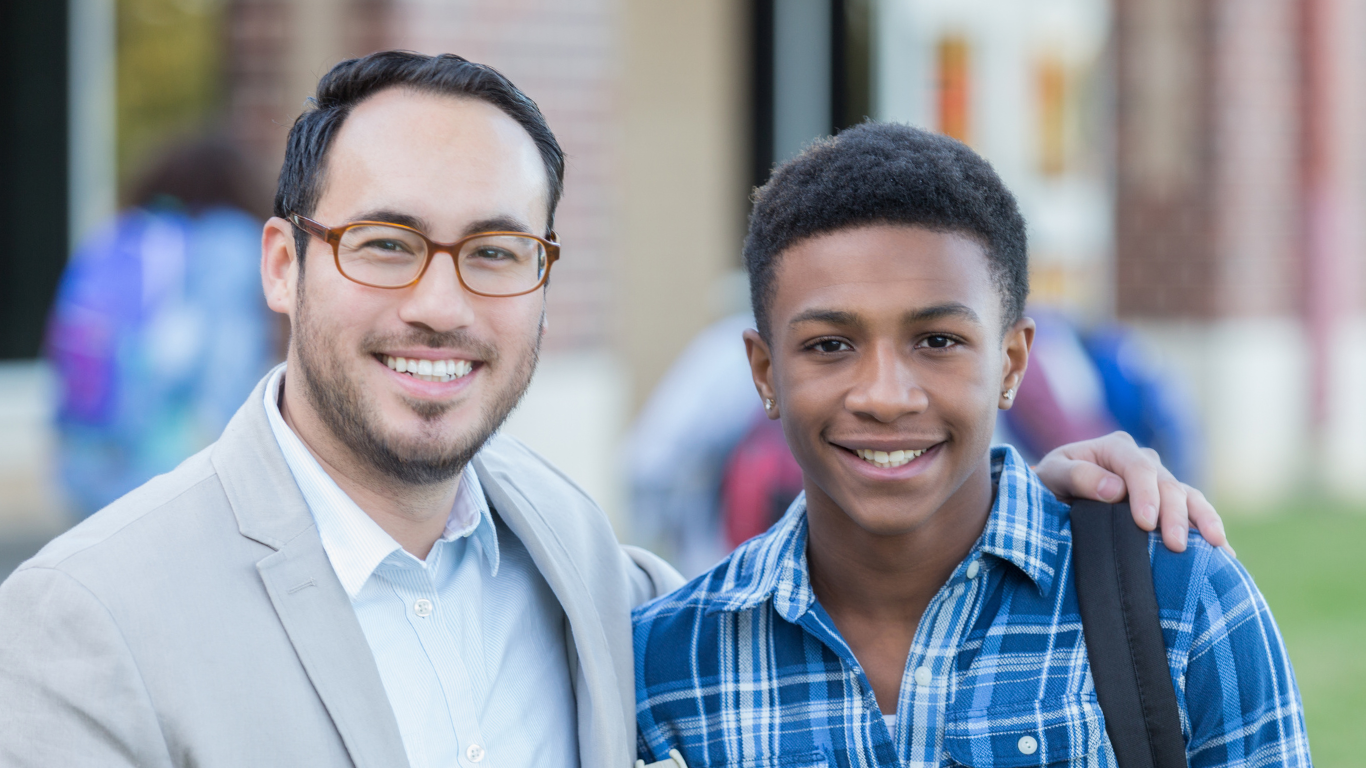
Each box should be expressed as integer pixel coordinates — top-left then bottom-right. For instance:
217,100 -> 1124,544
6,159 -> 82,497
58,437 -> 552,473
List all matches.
290,213 -> 339,245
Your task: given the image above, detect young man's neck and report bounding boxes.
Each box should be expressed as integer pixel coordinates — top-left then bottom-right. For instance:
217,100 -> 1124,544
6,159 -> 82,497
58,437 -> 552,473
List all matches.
279,375 -> 459,561
805,451 -> 996,712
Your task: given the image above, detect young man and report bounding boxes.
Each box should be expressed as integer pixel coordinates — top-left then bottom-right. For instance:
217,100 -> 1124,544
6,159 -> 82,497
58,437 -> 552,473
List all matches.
0,52 -> 1221,767
634,124 -> 1309,767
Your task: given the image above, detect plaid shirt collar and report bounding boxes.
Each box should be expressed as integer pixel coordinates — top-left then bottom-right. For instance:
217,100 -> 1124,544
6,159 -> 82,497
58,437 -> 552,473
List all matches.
704,445 -> 1059,622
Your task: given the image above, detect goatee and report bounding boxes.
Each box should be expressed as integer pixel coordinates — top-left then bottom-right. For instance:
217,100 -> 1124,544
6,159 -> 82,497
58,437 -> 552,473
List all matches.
293,297 -> 540,486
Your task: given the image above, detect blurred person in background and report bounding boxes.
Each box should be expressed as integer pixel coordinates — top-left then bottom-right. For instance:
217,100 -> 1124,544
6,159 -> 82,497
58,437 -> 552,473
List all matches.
44,138 -> 276,517
1001,309 -> 1202,483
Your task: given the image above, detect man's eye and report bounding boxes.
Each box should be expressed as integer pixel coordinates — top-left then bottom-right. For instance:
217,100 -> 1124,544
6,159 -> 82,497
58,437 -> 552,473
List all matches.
472,247 -> 517,262
365,239 -> 412,253
921,335 -> 957,349
811,339 -> 851,353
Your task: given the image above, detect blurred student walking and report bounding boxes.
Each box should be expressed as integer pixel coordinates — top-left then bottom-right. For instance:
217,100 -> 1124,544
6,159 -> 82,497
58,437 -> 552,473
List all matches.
44,138 -> 275,516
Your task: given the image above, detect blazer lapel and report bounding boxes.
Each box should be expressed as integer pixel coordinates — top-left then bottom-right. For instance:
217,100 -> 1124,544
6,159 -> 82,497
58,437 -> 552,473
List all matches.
212,372 -> 409,768
257,534 -> 409,768
473,444 -> 633,768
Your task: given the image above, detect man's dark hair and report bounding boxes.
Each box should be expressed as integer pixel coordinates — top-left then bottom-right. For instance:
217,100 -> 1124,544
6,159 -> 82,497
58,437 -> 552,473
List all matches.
274,50 -> 565,267
744,122 -> 1029,340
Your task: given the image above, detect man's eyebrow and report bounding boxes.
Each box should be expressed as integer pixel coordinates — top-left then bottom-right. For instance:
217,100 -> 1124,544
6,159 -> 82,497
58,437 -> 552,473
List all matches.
352,209 -> 431,232
788,308 -> 864,329
350,211 -> 534,240
462,215 -> 534,237
903,302 -> 982,325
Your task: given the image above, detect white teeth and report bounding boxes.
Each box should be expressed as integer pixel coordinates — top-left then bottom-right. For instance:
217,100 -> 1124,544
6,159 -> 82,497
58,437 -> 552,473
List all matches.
854,447 -> 927,468
383,356 -> 475,382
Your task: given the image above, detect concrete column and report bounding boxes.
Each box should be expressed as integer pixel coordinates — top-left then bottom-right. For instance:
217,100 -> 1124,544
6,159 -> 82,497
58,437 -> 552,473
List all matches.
1303,0 -> 1366,497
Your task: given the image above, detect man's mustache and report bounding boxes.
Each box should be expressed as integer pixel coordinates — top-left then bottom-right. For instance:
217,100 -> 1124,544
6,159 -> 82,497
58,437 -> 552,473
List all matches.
362,329 -> 499,363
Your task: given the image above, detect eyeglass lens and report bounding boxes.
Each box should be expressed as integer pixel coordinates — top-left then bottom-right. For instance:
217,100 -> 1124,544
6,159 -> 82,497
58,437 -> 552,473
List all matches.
336,224 -> 547,294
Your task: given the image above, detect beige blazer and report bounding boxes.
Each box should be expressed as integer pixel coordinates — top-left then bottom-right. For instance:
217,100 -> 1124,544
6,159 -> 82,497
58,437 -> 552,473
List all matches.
0,374 -> 683,767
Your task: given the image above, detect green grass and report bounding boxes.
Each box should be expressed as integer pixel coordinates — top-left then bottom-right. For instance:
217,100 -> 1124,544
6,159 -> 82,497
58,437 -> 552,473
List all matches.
1223,502 -> 1366,768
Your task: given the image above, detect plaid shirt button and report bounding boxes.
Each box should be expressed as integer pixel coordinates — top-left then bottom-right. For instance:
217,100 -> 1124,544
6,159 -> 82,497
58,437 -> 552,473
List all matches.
1017,735 -> 1038,755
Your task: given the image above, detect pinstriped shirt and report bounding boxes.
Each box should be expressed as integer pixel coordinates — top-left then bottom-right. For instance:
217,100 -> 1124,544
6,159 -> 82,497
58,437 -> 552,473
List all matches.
263,365 -> 578,768
634,446 -> 1310,768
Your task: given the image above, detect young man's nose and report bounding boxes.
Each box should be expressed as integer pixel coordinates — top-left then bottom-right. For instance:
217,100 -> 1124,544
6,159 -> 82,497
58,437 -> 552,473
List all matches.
396,250 -> 477,331
844,344 -> 928,422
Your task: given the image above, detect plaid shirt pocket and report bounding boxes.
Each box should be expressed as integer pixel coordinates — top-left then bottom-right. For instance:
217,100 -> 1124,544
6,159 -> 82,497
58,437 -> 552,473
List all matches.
944,695 -> 1110,767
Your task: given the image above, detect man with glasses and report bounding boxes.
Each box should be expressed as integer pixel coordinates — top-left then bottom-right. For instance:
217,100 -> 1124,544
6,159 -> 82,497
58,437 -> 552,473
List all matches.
0,51 -> 1225,767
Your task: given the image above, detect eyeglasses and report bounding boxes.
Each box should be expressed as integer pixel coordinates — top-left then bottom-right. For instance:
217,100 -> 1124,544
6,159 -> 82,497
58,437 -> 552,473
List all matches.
289,213 -> 560,297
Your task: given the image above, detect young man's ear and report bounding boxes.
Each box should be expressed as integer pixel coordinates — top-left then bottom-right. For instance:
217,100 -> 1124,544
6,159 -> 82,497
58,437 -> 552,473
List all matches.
743,328 -> 780,419
998,317 -> 1035,410
261,216 -> 300,317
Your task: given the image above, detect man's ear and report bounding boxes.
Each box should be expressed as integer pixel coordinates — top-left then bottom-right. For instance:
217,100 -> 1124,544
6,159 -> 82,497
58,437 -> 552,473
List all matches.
743,328 -> 779,419
999,316 -> 1035,410
262,216 -> 300,317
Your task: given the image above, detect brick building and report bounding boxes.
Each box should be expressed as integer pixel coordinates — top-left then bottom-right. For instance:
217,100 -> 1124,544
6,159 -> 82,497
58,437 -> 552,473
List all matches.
1114,0 -> 1366,504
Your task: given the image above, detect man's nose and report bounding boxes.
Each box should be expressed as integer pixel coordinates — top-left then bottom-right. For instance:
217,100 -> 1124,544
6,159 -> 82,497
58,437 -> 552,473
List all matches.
844,343 -> 928,422
396,250 -> 477,331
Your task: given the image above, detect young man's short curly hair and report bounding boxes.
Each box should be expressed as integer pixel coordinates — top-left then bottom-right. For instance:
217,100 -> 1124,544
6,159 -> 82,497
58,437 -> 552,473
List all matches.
744,122 -> 1029,340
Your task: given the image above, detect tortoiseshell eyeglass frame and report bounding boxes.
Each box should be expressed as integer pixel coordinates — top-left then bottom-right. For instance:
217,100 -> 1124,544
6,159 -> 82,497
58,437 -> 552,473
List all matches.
289,212 -> 560,297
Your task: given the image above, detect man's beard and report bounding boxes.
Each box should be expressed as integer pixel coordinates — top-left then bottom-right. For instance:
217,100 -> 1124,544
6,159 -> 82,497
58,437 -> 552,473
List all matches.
292,293 -> 540,486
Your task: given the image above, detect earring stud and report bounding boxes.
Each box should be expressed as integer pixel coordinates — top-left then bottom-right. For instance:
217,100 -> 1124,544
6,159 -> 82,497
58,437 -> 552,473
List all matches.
764,398 -> 774,411
1003,390 -> 1015,401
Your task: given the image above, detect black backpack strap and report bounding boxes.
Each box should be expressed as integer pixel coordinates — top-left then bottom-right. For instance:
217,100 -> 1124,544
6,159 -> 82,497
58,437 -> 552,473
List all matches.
1070,500 -> 1188,768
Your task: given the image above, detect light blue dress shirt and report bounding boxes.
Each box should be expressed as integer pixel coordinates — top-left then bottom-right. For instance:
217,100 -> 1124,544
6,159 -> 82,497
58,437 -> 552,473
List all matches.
262,365 -> 579,768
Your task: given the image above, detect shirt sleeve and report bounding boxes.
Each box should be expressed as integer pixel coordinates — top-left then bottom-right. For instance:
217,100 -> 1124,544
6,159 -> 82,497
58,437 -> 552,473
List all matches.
0,567 -> 174,767
1181,547 -> 1312,767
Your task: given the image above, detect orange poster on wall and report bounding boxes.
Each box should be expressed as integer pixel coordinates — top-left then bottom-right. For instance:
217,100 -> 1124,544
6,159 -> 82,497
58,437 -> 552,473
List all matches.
937,35 -> 971,144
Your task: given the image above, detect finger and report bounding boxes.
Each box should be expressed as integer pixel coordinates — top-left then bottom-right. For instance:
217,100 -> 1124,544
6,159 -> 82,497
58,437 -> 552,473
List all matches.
1036,457 -> 1126,503
1183,485 -> 1229,549
1106,438 -> 1161,530
1156,478 -> 1189,552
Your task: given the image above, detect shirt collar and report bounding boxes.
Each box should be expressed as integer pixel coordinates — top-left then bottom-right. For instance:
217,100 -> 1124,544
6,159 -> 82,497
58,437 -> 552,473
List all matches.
261,363 -> 500,597
707,444 -> 1061,621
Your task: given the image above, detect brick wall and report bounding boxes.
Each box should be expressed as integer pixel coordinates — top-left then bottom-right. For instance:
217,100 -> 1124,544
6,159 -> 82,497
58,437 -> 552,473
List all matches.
1115,0 -> 1301,319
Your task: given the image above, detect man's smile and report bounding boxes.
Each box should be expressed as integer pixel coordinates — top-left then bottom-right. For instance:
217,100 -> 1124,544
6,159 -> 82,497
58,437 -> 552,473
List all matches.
380,353 -> 477,383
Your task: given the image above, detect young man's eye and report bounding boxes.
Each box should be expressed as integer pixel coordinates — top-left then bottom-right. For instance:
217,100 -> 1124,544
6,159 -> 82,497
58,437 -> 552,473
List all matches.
810,339 -> 851,353
919,334 -> 958,349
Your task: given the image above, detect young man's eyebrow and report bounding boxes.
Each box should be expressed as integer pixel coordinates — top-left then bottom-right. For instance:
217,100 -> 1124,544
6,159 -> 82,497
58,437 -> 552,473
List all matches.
788,308 -> 865,329
902,302 -> 982,325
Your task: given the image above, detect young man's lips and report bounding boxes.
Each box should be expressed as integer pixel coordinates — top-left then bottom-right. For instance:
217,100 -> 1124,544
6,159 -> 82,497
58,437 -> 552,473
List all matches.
833,440 -> 945,473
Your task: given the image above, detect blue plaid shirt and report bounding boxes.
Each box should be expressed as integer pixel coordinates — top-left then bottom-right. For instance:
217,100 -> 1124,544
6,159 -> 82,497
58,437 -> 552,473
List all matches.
634,446 -> 1310,768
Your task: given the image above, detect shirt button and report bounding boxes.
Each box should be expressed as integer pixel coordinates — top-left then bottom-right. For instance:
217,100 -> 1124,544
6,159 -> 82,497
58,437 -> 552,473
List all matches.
1018,735 -> 1038,755
466,743 -> 485,762
966,560 -> 981,579
914,666 -> 932,686
413,598 -> 433,618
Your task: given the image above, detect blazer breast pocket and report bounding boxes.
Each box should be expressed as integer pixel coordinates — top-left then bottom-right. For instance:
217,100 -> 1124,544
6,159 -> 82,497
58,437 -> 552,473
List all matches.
944,695 -> 1110,766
